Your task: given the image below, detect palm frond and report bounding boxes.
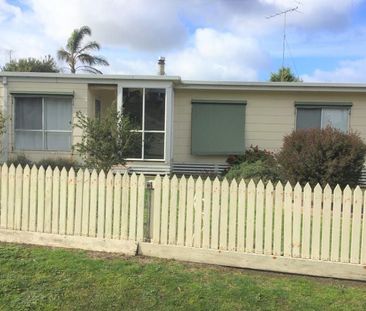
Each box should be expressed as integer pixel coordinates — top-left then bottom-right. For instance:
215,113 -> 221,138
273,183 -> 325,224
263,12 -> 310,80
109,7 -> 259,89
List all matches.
76,65 -> 103,74
57,49 -> 71,62
67,25 -> 92,54
77,41 -> 101,54
77,54 -> 109,66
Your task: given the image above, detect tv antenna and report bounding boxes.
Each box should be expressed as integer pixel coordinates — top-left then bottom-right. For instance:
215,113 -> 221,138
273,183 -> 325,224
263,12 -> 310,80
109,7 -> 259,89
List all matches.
266,5 -> 301,81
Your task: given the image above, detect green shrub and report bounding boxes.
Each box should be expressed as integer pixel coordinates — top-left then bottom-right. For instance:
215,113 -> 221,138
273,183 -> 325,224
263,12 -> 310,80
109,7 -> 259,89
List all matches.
225,160 -> 281,184
226,145 -> 276,166
36,158 -> 81,171
277,127 -> 366,188
6,154 -> 33,167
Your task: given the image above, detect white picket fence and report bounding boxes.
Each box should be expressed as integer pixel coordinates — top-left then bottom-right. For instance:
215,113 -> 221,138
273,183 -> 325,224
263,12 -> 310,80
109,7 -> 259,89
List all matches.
0,164 -> 365,281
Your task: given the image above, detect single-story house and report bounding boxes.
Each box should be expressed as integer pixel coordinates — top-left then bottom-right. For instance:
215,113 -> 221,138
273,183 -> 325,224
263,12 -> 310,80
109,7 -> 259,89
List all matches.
1,69 -> 366,175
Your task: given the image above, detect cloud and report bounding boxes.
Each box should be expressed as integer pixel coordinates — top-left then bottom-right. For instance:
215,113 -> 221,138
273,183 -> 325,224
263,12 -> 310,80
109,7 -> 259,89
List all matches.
301,58 -> 366,82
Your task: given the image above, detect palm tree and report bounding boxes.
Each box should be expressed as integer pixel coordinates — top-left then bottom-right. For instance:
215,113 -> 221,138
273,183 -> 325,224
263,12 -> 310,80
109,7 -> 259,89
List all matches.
57,26 -> 109,74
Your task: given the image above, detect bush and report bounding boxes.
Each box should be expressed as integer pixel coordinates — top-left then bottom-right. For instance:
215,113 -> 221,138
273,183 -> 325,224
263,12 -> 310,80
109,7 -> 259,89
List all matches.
226,145 -> 276,166
74,108 -> 140,172
36,158 -> 81,171
6,154 -> 33,167
277,127 -> 366,188
225,160 -> 281,184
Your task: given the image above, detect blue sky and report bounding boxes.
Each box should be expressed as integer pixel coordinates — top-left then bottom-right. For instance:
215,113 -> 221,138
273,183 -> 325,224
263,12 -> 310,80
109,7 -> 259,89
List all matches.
1,0 -> 366,82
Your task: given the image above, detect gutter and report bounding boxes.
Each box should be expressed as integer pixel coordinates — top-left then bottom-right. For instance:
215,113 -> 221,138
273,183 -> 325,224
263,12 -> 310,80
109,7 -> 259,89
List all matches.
2,77 -> 8,162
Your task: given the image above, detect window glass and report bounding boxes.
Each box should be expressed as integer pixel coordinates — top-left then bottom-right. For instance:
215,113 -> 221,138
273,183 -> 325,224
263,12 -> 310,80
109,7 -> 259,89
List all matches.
144,133 -> 164,159
15,131 -> 43,150
45,132 -> 71,151
145,88 -> 165,130
322,108 -> 348,132
45,97 -> 72,130
124,132 -> 142,159
15,97 -> 42,130
296,108 -> 321,130
123,88 -> 143,129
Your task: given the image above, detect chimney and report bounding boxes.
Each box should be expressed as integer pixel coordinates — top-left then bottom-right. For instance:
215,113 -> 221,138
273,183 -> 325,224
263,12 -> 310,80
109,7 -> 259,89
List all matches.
158,57 -> 165,75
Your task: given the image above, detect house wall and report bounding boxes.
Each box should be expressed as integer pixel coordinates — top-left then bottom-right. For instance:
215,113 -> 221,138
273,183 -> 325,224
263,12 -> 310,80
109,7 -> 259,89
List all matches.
3,77 -> 89,162
173,88 -> 366,164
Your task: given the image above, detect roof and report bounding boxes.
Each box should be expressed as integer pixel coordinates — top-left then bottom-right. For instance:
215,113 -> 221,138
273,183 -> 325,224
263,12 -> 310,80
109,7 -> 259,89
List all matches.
1,72 -> 366,93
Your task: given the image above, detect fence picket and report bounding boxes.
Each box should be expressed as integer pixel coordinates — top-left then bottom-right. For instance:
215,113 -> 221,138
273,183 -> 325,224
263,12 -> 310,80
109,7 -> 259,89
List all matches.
121,173 -> 130,240
136,174 -> 145,241
361,192 -> 366,265
186,176 -> 195,247
152,175 -> 161,244
160,175 -> 170,245
202,178 -> 211,249
66,168 -> 75,235
0,164 -> 8,229
74,169 -> 84,236
7,165 -> 15,230
237,180 -> 246,253
88,170 -> 98,237
301,183 -> 311,259
81,169 -> 90,236
264,181 -> 273,255
168,176 -> 178,244
177,176 -> 187,246
246,180 -> 256,253
273,182 -> 283,256
21,165 -> 30,231
59,168 -> 67,235
341,186 -> 352,263
28,165 -> 37,232
51,167 -> 60,234
350,186 -> 362,264
331,185 -> 342,262
44,167 -> 53,233
321,184 -> 332,261
14,165 -> 23,231
228,179 -> 238,252
220,178 -> 229,250
311,184 -> 322,260
97,170 -> 106,238
129,173 -> 138,240
255,180 -> 264,254
283,182 -> 293,257
211,178 -> 220,249
193,177 -> 202,248
112,173 -> 122,239
105,171 -> 114,239
292,183 -> 302,258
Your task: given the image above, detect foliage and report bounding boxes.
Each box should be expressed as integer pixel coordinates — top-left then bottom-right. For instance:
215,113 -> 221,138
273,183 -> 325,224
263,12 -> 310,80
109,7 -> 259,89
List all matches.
73,108 -> 139,172
227,145 -> 276,166
1,55 -> 59,72
225,160 -> 281,183
57,25 -> 109,74
270,66 -> 302,82
6,155 -> 80,171
1,243 -> 366,310
0,112 -> 6,137
277,127 -> 366,188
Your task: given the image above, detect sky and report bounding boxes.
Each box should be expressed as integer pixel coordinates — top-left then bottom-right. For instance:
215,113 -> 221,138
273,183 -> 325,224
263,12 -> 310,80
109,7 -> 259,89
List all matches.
0,0 -> 366,82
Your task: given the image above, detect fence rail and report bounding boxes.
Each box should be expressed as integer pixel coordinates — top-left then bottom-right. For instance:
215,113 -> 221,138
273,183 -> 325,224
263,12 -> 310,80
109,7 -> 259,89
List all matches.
0,164 -> 365,281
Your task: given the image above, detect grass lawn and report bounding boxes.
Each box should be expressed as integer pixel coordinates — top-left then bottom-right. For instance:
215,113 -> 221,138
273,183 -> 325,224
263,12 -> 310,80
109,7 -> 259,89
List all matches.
0,243 -> 366,311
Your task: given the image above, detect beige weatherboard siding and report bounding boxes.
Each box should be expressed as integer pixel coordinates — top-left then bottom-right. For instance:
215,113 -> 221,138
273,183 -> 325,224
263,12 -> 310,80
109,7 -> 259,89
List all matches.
1,72 -> 366,172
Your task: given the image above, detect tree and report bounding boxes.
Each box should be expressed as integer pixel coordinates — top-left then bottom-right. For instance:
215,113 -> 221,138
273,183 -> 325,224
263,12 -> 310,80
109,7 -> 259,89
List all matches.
57,25 -> 109,74
2,55 -> 59,72
73,107 -> 139,172
270,67 -> 302,82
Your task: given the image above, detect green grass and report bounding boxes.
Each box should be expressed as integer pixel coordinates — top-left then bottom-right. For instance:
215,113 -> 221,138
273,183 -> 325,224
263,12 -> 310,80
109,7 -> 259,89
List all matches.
0,243 -> 366,310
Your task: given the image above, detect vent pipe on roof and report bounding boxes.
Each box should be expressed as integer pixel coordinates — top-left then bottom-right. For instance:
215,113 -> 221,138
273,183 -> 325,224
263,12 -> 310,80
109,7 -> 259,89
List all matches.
158,57 -> 165,75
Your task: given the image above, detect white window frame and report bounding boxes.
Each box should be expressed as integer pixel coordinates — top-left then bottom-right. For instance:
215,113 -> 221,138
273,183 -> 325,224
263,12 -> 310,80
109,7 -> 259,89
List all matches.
295,104 -> 351,133
118,81 -> 173,163
13,95 -> 73,152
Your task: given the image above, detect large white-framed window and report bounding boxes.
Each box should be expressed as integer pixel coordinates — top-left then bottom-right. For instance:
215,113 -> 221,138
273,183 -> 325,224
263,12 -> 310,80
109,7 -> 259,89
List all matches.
122,87 -> 166,161
296,104 -> 351,133
14,95 -> 72,151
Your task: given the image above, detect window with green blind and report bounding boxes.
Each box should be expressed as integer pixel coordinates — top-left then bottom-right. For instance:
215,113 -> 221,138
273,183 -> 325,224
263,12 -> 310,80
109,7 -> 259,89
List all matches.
191,101 -> 246,155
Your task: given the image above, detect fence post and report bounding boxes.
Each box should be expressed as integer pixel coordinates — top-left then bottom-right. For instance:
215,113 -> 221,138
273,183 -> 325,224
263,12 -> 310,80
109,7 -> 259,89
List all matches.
146,180 -> 154,242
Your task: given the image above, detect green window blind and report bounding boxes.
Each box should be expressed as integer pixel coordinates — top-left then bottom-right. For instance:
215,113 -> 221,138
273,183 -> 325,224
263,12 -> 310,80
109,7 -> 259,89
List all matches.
191,101 -> 246,155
